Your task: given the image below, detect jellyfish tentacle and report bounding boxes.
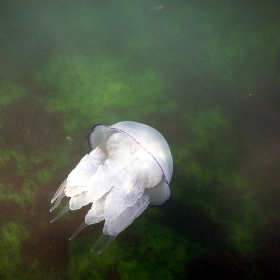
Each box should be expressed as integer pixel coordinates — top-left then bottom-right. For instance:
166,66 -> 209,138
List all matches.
50,205 -> 70,223
49,192 -> 66,212
98,235 -> 117,254
69,222 -> 87,240
51,179 -> 67,203
90,234 -> 108,252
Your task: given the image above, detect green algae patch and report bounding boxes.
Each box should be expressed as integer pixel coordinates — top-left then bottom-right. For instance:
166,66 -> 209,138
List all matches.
35,54 -> 173,132
0,221 -> 29,279
171,107 -> 271,258
0,147 -> 71,207
68,235 -> 121,280
117,221 -> 199,280
131,227 -> 188,279
227,222 -> 256,254
66,219 -> 195,279
174,108 -> 235,190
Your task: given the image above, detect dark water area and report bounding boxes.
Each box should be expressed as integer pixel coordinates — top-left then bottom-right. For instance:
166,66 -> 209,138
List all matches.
0,0 -> 280,279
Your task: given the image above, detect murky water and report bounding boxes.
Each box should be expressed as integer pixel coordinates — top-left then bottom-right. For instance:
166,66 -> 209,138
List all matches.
0,0 -> 280,279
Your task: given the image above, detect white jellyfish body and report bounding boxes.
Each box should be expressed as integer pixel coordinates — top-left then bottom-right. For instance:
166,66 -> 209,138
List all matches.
50,121 -> 173,253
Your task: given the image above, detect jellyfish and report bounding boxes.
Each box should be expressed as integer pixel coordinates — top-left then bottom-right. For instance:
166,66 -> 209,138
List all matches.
50,121 -> 173,254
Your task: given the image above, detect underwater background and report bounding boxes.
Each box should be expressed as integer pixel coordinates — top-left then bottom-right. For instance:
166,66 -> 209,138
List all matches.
0,0 -> 280,279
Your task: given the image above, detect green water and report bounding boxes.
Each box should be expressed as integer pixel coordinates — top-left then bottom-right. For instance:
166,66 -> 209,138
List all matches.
0,0 -> 279,279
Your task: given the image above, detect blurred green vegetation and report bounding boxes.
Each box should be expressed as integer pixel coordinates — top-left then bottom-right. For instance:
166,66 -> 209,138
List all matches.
67,219 -> 201,280
172,108 -> 271,261
0,146 -> 71,208
0,221 -> 29,279
34,54 -> 176,132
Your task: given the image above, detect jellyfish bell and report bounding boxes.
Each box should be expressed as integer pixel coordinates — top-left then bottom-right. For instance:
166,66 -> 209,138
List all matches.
50,121 -> 173,254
